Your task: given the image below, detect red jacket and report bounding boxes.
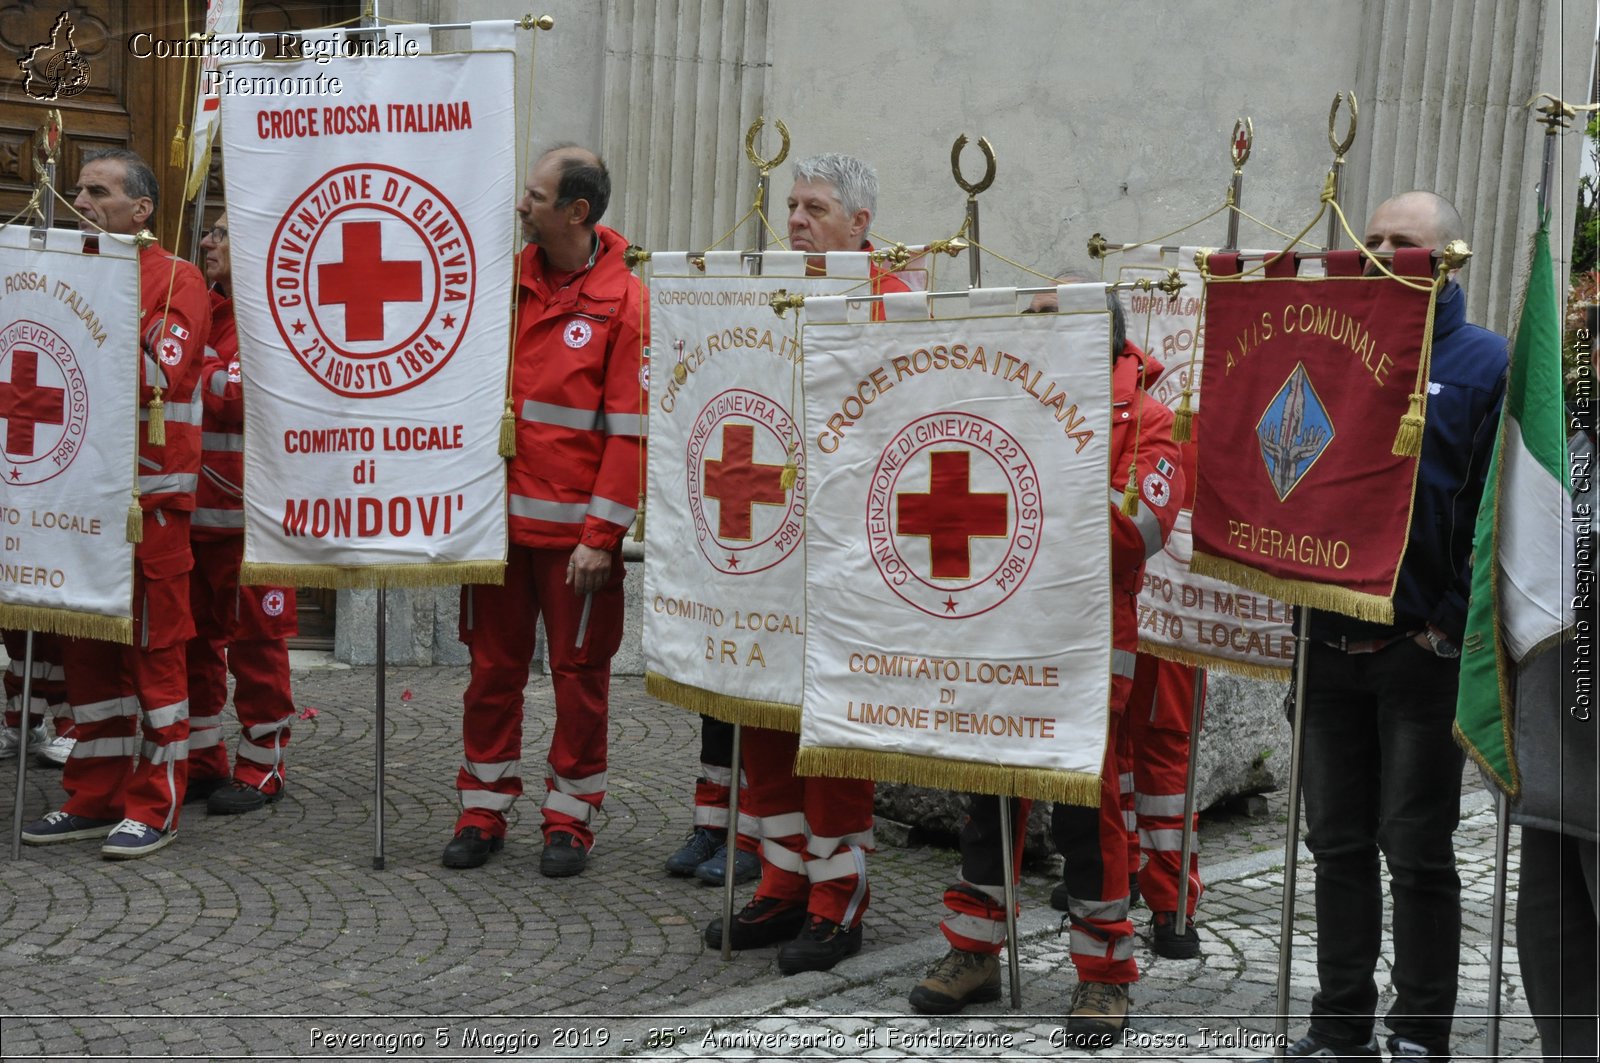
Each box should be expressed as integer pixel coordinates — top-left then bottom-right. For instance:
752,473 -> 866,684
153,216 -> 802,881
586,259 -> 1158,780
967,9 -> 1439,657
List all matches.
508,225 -> 648,551
1110,342 -> 1183,667
193,290 -> 244,540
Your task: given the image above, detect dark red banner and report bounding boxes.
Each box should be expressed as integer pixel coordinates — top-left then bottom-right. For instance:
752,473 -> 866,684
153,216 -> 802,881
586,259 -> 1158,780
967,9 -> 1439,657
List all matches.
1189,250 -> 1434,622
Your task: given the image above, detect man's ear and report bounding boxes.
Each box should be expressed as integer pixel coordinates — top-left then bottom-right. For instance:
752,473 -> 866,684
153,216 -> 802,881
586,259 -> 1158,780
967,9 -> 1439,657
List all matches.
133,197 -> 154,227
849,208 -> 870,244
568,198 -> 592,227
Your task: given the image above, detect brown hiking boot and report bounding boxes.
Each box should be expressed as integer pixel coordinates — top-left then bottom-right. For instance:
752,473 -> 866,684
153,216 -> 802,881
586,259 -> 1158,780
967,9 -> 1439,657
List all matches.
1066,980 -> 1129,1048
908,947 -> 1002,1014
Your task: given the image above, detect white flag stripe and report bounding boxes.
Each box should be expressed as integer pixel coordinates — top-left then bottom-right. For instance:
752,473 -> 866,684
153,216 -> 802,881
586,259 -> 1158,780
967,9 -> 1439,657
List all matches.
1499,413 -> 1574,661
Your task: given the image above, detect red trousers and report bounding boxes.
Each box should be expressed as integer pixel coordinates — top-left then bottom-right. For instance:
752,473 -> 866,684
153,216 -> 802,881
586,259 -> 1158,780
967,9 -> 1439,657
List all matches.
455,544 -> 624,847
1123,653 -> 1204,915
742,725 -> 875,927
942,676 -> 1136,983
691,716 -> 758,853
60,524 -> 195,831
186,536 -> 297,788
4,630 -> 70,734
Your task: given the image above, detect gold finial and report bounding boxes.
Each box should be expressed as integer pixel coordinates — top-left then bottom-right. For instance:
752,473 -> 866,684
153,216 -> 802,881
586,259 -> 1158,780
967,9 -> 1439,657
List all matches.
1086,233 -> 1109,259
936,236 -> 970,257
745,117 -> 791,174
768,290 -> 805,318
623,245 -> 652,269
1156,268 -> 1185,296
950,134 -> 996,197
1328,91 -> 1358,160
1527,92 -> 1600,133
521,14 -> 555,30
872,242 -> 912,272
1193,248 -> 1216,275
1230,117 -> 1254,172
1440,240 -> 1472,272
134,229 -> 158,249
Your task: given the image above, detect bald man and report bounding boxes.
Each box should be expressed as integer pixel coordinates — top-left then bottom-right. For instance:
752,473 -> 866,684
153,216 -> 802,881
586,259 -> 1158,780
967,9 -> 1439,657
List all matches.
443,145 -> 648,879
1274,191 -> 1507,1062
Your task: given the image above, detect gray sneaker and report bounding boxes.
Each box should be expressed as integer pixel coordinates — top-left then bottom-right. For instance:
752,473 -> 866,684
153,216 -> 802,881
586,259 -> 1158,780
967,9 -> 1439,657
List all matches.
35,728 -> 75,767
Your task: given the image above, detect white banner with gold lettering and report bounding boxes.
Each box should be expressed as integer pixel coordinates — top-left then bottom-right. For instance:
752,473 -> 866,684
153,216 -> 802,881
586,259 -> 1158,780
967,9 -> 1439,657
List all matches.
0,227 -> 139,642
797,286 -> 1113,804
219,51 -> 514,587
1118,248 -> 1294,676
643,252 -> 870,731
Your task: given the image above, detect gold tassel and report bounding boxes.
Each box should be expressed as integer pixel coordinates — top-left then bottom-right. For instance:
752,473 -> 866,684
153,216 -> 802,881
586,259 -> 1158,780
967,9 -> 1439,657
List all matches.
169,125 -> 186,168
1392,393 -> 1424,457
126,502 -> 143,543
1171,387 -> 1195,443
1120,462 -> 1140,516
632,492 -> 645,542
498,400 -> 516,457
780,463 -> 797,491
146,390 -> 165,445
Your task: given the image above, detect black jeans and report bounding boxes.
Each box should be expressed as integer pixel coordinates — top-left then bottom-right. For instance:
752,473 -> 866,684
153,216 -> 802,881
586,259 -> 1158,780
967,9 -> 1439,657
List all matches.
1516,825 -> 1600,1063
1301,639 -> 1465,1054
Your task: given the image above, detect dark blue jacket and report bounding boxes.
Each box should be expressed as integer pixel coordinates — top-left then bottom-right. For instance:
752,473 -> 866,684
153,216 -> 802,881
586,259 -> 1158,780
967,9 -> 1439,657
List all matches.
1309,280 -> 1507,645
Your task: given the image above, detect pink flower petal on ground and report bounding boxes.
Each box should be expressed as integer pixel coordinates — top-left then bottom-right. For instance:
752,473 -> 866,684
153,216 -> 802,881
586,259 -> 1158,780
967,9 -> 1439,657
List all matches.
401,689 -> 414,702
297,706 -> 320,719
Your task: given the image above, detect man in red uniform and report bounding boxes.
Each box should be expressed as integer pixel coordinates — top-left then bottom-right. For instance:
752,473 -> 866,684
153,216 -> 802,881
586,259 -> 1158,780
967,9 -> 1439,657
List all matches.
22,148 -> 209,859
1,631 -> 72,765
184,213 -> 299,815
909,280 -> 1182,1045
701,153 -> 908,974
442,145 -> 647,879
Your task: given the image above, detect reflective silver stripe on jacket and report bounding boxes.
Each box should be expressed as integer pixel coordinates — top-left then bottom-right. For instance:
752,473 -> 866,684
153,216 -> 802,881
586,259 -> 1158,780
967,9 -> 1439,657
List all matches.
1109,488 -> 1165,559
509,494 -> 587,524
587,495 -> 636,528
193,508 -> 244,529
144,355 -> 168,390
520,399 -> 602,431
604,412 -> 647,438
138,473 -> 199,495
202,431 -> 244,452
210,372 -> 231,396
1112,648 -> 1137,680
140,391 -> 203,425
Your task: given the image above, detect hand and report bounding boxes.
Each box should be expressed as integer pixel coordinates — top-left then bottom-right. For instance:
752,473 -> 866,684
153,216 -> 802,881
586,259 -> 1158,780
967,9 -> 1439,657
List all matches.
566,544 -> 611,596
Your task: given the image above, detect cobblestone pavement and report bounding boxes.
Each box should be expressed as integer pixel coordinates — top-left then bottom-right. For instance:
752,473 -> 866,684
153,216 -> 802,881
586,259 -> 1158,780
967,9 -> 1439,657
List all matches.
0,660 -> 1541,1061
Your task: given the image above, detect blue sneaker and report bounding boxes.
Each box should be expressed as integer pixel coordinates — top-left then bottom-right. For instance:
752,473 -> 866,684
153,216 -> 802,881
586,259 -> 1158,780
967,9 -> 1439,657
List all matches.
100,818 -> 175,860
21,810 -> 116,845
694,843 -> 761,886
664,827 -> 721,876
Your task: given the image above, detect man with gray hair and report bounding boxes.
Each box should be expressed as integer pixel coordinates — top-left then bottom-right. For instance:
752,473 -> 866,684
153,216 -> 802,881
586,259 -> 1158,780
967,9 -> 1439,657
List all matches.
699,152 -> 908,975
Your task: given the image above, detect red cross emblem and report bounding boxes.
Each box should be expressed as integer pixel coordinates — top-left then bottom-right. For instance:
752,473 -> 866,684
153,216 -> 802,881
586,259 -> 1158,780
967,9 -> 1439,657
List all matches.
564,320 -> 593,348
703,423 -> 788,540
316,220 -> 424,342
896,450 -> 1008,580
0,347 -> 66,457
686,389 -> 805,576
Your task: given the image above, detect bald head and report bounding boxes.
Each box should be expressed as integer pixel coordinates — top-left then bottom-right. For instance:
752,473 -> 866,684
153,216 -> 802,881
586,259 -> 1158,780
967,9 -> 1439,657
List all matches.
1364,191 -> 1465,256
538,144 -> 610,226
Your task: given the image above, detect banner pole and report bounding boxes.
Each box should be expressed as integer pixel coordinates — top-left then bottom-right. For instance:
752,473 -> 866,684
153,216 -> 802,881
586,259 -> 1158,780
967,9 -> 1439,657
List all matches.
189,181 -> 210,266
1272,608 -> 1313,1056
1324,93 -> 1357,251
950,135 -> 995,289
1173,674 -> 1204,935
720,721 -> 743,962
9,630 -> 36,861
997,796 -> 1023,1008
374,589 -> 387,870
1485,793 -> 1511,1060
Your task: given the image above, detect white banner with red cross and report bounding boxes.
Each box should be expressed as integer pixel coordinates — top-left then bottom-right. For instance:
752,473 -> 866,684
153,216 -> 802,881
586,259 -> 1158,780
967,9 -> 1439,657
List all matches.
795,286 -> 1114,804
219,50 -> 515,587
642,252 -> 872,731
0,227 -> 140,642
1117,247 -> 1295,677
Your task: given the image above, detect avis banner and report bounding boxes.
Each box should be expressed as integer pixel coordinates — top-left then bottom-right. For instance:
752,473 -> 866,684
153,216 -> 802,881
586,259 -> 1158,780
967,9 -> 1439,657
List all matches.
0,227 -> 139,642
220,50 -> 515,588
643,251 -> 874,731
797,286 -> 1113,804
1117,247 -> 1293,676
1190,250 -> 1437,623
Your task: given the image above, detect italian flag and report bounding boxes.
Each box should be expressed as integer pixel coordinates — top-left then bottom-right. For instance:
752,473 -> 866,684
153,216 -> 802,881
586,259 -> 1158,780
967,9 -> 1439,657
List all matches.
1454,213 -> 1575,797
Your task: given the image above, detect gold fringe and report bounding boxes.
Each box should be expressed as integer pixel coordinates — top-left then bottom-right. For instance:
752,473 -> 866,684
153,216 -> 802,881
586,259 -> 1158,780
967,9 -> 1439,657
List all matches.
0,605 -> 133,644
237,559 -> 506,590
1392,393 -> 1424,456
1120,462 -> 1140,516
1135,638 -> 1292,679
643,672 -> 800,732
1190,550 -> 1395,625
146,391 -> 165,445
794,746 -> 1103,807
498,402 -> 516,458
1171,389 -> 1195,443
126,504 -> 144,543
1454,720 -> 1521,802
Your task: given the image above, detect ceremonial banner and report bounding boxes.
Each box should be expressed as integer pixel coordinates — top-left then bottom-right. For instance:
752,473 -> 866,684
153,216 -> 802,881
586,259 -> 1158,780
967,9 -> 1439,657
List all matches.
1456,216 -> 1576,795
643,251 -> 870,730
797,287 -> 1113,804
182,0 -> 243,203
1117,248 -> 1294,676
0,227 -> 139,642
219,50 -> 515,587
1190,250 -> 1439,622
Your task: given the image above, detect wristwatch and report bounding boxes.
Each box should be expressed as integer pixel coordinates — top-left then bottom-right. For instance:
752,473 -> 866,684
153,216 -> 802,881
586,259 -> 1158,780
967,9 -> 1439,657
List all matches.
1422,626 -> 1461,659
